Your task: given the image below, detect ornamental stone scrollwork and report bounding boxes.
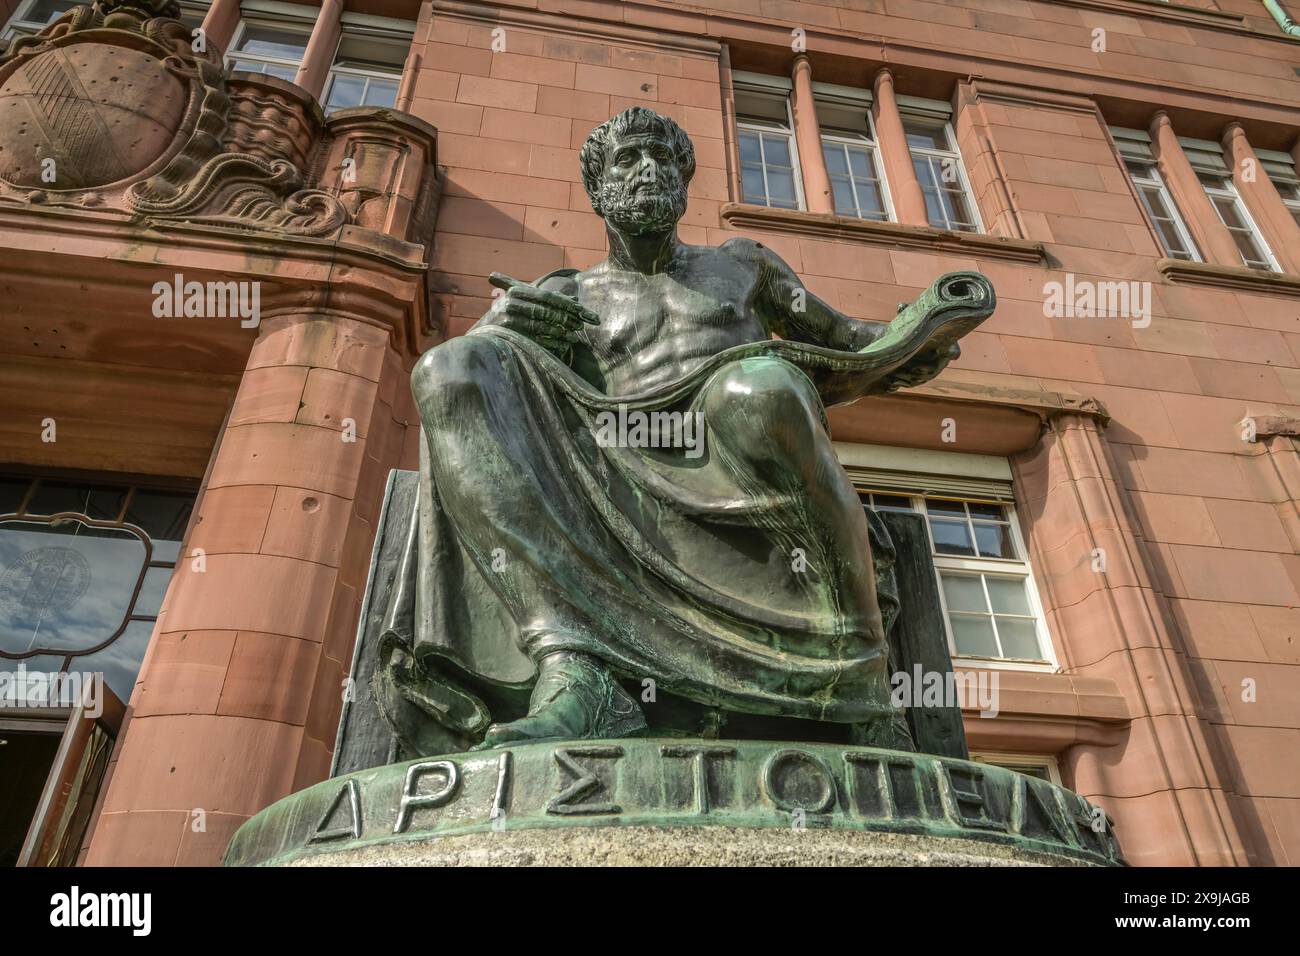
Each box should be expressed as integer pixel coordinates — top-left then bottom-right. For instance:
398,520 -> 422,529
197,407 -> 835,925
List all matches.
0,0 -> 434,240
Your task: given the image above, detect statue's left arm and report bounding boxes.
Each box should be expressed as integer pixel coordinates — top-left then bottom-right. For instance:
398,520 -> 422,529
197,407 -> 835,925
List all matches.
730,238 -> 885,352
734,238 -> 962,389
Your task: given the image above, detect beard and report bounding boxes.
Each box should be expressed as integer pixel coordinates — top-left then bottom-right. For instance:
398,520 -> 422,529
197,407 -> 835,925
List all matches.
597,179 -> 686,235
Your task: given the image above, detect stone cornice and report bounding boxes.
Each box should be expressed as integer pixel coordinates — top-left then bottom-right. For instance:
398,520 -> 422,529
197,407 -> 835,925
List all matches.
1156,256 -> 1300,296
720,203 -> 1048,264
431,0 -> 721,56
907,379 -> 1111,426
0,204 -> 431,352
1043,0 -> 1249,32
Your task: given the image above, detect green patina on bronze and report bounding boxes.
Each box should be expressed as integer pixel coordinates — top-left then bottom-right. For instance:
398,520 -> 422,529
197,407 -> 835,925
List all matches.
227,108 -> 1126,866
372,106 -> 997,756
224,738 -> 1124,867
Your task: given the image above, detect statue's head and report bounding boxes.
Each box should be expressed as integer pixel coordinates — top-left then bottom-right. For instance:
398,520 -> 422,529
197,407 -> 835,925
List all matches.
580,107 -> 695,235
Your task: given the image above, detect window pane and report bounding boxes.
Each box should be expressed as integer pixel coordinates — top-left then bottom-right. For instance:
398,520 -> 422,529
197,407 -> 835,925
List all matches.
741,165 -> 766,204
994,617 -> 1042,660
848,148 -> 872,180
1153,215 -> 1191,258
763,135 -> 792,169
1227,227 -> 1267,267
855,180 -> 885,219
930,518 -> 974,555
25,481 -> 90,517
152,539 -> 182,564
941,572 -> 987,613
0,478 -> 28,515
925,498 -> 966,517
869,494 -> 913,513
903,119 -> 946,150
985,576 -> 1032,615
766,168 -> 798,207
950,615 -> 998,657
25,0 -> 76,24
967,502 -> 1004,520
264,63 -> 299,81
940,186 -> 974,229
1124,159 -> 1152,181
912,156 -> 938,191
973,521 -> 1015,558
326,74 -> 366,111
125,491 -> 193,542
921,188 -> 946,226
0,520 -> 146,656
739,131 -> 761,164
133,565 -> 174,618
362,79 -> 399,109
831,178 -> 855,214
1212,195 -> 1247,230
823,143 -> 848,175
235,26 -> 308,60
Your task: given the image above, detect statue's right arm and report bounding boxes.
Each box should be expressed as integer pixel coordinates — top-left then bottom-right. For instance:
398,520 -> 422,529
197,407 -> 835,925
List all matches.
468,273 -> 598,364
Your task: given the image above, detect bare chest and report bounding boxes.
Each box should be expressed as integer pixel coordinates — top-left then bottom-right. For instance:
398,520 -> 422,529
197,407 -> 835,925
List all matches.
578,272 -> 768,385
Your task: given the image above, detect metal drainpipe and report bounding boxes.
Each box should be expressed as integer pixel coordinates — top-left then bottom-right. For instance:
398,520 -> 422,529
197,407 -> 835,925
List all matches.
1263,0 -> 1300,35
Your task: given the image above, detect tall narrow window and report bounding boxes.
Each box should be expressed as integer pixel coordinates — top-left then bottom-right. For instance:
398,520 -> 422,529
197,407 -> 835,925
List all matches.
1112,127 -> 1200,261
323,15 -> 414,114
900,105 -> 980,232
1259,149 -> 1300,228
1182,138 -> 1278,271
226,5 -> 317,81
734,73 -> 803,211
2,1 -> 211,43
1,0 -> 77,42
860,492 -> 1053,665
817,94 -> 891,221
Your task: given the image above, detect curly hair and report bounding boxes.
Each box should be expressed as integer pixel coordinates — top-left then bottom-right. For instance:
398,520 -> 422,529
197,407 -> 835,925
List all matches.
579,107 -> 696,212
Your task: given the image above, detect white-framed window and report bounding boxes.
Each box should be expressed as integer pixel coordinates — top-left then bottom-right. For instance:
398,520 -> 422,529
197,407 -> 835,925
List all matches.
1181,137 -> 1278,272
816,87 -> 891,222
226,3 -> 317,81
841,443 -> 1056,670
860,492 -> 1054,667
322,14 -> 413,114
971,752 -> 1063,785
733,72 -> 804,211
899,99 -> 981,233
1258,149 -> 1300,229
3,0 -> 210,43
1111,127 -> 1200,261
1,0 -> 77,41
1200,172 -> 1278,271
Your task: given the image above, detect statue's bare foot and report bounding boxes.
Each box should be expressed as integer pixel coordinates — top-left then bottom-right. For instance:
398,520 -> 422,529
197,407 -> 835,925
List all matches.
473,650 -> 646,750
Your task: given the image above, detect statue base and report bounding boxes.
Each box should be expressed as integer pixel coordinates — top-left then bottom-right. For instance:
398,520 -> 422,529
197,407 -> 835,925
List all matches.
286,825 -> 1095,867
224,738 -> 1123,867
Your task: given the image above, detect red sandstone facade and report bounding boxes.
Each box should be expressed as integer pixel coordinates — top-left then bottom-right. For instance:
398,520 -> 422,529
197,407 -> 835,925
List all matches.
2,0 -> 1298,868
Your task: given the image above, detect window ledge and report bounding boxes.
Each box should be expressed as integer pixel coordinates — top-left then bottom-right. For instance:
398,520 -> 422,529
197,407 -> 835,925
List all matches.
720,203 -> 1047,264
1156,257 -> 1300,296
957,667 -> 1131,753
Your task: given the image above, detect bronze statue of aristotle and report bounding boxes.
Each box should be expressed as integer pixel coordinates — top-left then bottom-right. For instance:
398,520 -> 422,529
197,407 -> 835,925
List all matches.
375,107 -> 995,755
